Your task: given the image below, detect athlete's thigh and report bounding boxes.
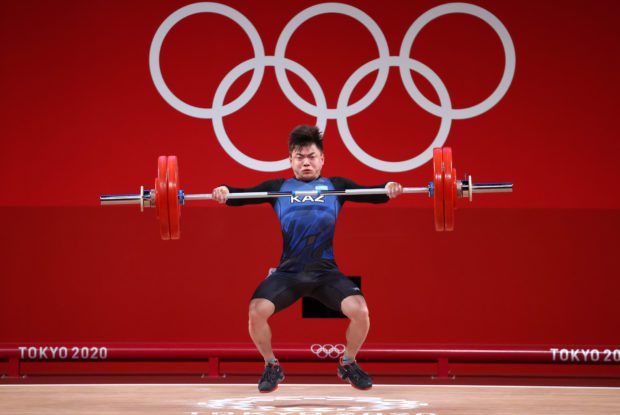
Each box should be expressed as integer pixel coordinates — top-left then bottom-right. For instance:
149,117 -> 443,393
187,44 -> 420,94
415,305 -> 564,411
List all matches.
309,271 -> 363,312
251,271 -> 306,313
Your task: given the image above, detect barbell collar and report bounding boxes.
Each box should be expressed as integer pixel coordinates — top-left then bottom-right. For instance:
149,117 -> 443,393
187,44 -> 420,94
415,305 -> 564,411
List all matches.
460,179 -> 512,201
100,187 -> 153,206
100,194 -> 142,205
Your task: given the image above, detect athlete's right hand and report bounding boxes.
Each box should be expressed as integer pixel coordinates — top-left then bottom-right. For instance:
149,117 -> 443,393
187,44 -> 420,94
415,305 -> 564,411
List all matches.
212,186 -> 230,204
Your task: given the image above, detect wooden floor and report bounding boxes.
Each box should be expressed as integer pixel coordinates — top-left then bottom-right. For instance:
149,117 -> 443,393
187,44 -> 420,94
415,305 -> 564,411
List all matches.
1,383 -> 619,414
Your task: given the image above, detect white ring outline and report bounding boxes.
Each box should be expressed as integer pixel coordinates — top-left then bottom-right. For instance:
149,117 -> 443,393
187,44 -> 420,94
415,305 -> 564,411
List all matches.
274,3 -> 390,119
149,2 -> 265,119
337,56 -> 452,172
399,2 -> 516,120
212,56 -> 328,171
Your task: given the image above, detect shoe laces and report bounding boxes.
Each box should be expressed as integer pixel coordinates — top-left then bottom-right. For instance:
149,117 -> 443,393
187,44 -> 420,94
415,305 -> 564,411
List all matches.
260,363 -> 280,383
344,362 -> 368,380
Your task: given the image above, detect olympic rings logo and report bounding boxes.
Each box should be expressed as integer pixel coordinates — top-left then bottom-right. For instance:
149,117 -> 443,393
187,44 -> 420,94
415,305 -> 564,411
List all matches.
310,343 -> 346,359
150,2 -> 515,172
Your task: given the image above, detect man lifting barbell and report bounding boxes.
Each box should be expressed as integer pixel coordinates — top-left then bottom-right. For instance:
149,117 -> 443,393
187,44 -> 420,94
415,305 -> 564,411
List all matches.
212,125 -> 402,392
99,127 -> 512,391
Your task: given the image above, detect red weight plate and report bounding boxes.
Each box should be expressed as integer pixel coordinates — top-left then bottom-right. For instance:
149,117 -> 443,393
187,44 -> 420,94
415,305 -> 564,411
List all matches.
433,148 -> 444,231
157,156 -> 170,240
442,147 -> 455,231
155,178 -> 159,218
452,168 -> 457,209
155,158 -> 162,221
167,155 -> 181,240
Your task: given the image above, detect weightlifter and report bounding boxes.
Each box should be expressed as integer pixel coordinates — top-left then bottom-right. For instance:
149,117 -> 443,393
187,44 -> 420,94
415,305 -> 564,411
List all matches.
212,125 -> 403,392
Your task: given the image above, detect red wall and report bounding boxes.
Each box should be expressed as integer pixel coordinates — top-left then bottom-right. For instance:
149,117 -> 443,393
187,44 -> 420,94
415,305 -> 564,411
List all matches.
1,1 -> 619,347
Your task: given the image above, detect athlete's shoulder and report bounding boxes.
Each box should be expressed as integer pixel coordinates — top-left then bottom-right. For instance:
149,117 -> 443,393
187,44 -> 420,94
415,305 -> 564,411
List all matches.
258,178 -> 286,191
328,177 -> 355,189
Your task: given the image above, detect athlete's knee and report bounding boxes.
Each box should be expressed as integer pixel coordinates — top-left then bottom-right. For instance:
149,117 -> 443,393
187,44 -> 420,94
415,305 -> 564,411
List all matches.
341,296 -> 369,321
353,304 -> 370,321
248,299 -> 275,324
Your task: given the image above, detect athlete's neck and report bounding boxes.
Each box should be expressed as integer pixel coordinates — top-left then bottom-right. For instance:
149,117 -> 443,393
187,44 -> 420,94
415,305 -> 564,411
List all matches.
296,176 -> 321,183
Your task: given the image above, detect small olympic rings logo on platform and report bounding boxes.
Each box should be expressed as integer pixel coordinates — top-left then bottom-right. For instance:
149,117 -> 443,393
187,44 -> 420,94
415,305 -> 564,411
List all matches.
150,2 -> 515,172
310,343 -> 346,359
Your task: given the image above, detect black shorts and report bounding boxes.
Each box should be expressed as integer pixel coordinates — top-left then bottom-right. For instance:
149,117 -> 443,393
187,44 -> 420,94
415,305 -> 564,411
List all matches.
251,270 -> 363,313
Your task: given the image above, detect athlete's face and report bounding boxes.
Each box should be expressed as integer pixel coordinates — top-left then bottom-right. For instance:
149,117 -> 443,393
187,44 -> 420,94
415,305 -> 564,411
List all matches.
290,144 -> 324,181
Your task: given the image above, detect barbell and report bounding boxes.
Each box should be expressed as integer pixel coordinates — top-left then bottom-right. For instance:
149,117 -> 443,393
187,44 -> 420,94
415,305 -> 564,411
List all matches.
99,147 -> 512,239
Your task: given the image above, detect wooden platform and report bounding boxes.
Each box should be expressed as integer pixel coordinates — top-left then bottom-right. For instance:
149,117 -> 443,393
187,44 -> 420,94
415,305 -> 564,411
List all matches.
1,384 -> 619,414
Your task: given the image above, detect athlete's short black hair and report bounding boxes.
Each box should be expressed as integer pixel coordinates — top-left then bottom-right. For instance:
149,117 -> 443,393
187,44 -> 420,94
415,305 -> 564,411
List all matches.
288,125 -> 323,154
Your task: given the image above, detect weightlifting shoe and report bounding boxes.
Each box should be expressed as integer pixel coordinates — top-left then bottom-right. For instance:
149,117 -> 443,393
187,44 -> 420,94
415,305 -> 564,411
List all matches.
337,358 -> 372,390
258,362 -> 284,393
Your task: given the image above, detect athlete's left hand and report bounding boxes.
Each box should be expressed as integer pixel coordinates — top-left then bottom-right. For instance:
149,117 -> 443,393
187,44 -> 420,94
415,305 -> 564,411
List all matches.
385,182 -> 403,198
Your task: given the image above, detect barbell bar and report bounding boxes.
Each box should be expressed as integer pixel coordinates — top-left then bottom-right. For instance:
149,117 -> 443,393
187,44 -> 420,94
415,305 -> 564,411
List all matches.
99,148 -> 513,239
